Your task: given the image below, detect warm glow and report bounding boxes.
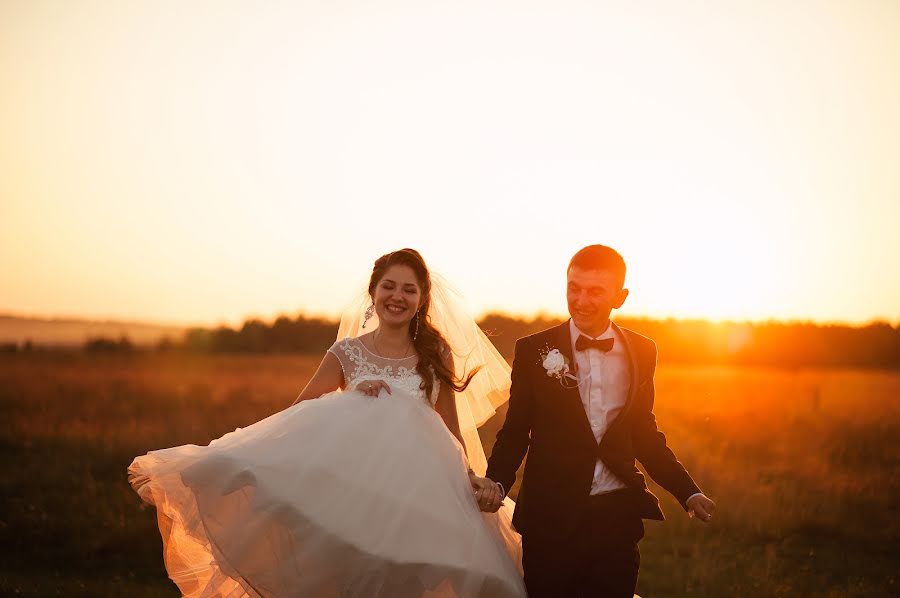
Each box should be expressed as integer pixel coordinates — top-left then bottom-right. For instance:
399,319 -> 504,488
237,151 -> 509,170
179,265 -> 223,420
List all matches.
1,1 -> 898,326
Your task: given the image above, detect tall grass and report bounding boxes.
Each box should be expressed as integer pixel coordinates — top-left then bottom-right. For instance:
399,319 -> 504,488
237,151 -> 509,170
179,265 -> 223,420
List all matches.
1,353 -> 897,596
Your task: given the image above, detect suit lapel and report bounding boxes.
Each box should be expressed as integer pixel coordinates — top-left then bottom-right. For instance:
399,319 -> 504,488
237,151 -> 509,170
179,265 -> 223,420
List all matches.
553,320 -> 578,377
551,321 -> 597,447
606,321 -> 638,432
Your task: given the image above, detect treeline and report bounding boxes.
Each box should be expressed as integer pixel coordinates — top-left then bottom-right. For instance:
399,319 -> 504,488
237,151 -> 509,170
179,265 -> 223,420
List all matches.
478,314 -> 900,370
177,316 -> 338,354
52,313 -> 900,370
604,318 -> 900,370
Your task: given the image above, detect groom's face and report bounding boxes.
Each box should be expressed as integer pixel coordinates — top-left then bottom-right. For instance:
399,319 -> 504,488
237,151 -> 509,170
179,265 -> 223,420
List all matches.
566,266 -> 628,334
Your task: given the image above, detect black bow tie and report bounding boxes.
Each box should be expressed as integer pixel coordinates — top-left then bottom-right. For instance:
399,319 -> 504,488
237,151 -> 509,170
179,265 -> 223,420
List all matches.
575,335 -> 614,353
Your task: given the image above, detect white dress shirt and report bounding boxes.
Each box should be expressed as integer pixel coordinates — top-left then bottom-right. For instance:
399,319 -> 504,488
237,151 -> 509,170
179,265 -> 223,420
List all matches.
569,319 -> 629,495
570,320 -> 704,506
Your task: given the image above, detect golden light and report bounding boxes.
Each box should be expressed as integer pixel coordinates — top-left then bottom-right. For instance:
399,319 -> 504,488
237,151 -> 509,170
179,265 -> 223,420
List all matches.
1,1 -> 898,325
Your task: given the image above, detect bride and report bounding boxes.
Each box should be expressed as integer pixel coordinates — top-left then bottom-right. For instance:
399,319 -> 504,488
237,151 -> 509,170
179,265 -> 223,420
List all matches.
128,248 -> 526,597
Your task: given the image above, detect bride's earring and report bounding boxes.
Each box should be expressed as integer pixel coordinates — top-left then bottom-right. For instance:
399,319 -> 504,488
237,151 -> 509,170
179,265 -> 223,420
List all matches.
362,304 -> 375,328
413,311 -> 420,340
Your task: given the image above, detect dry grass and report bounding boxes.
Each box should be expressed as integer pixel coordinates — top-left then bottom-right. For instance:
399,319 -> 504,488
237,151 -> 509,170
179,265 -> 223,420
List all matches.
1,353 -> 897,596
632,366 -> 900,596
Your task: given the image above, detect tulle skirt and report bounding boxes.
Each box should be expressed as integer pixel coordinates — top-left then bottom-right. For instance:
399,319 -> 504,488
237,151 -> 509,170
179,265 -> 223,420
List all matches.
128,388 -> 525,598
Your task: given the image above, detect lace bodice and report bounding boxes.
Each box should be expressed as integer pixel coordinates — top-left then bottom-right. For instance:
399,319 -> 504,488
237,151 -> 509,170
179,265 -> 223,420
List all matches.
328,337 -> 439,406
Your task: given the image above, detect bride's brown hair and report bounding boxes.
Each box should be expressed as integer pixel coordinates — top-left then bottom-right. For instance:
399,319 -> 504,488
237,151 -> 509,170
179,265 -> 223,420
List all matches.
368,249 -> 479,400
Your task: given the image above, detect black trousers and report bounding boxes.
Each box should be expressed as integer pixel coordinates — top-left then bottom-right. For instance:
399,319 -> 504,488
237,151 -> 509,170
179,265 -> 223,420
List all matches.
522,489 -> 644,598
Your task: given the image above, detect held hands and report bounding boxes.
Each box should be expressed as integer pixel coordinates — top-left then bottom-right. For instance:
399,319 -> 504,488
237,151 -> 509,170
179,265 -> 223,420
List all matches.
686,493 -> 716,523
469,471 -> 503,513
355,379 -> 392,397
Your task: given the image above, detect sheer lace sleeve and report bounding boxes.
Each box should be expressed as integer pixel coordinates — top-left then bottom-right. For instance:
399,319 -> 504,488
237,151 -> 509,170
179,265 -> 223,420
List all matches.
326,339 -> 353,386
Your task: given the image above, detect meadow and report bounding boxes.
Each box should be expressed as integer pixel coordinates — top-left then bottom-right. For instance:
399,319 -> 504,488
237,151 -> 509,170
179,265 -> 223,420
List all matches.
1,352 -> 898,597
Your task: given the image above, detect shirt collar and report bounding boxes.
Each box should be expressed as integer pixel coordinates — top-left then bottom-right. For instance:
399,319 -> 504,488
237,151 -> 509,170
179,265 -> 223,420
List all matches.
569,318 -> 615,342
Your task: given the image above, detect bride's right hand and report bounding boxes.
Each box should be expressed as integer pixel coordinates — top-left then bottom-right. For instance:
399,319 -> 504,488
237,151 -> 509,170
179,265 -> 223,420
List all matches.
355,379 -> 392,397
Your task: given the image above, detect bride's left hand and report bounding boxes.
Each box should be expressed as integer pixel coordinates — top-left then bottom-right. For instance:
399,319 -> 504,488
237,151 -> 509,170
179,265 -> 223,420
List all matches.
355,379 -> 391,397
469,472 -> 503,512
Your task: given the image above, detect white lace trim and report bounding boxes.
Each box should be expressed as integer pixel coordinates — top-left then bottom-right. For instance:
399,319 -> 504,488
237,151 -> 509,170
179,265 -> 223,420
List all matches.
335,338 -> 440,405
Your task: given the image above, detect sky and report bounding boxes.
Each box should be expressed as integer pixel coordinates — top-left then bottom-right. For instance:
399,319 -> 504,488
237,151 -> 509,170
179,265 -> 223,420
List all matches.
2,0 -> 898,326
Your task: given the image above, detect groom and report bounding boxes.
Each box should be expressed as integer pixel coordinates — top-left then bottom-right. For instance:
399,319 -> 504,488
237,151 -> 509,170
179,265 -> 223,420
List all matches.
483,245 -> 715,597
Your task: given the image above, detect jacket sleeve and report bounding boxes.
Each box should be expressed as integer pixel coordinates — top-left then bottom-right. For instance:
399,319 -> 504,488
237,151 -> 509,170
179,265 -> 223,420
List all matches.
486,338 -> 534,496
632,341 -> 702,509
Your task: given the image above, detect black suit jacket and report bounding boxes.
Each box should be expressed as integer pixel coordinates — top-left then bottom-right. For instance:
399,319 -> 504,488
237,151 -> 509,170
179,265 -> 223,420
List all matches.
486,321 -> 701,540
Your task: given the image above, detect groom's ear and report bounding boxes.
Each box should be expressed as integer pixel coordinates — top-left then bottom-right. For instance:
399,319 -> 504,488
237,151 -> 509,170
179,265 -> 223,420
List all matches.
612,288 -> 629,309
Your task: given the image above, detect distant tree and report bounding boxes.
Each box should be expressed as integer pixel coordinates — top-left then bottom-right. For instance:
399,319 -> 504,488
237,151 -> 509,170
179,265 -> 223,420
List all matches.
155,336 -> 175,352
184,328 -> 212,352
84,335 -> 134,353
269,315 -> 297,351
211,326 -> 242,353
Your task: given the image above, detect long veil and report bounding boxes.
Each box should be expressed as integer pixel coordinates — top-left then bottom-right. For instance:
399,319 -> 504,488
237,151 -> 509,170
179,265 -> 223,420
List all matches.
336,273 -> 510,476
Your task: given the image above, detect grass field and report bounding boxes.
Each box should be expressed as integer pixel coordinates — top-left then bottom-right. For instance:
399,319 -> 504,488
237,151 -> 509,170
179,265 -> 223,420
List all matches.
1,352 -> 897,596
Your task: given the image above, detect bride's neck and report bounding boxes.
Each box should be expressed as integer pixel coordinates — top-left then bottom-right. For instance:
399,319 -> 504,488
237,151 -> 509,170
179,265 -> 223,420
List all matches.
374,324 -> 412,347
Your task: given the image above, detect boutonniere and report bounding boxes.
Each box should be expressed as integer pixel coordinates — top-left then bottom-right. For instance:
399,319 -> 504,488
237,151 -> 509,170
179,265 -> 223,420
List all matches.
539,347 -> 578,388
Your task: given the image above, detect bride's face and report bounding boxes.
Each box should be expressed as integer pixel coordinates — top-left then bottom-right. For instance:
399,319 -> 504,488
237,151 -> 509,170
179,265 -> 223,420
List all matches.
373,264 -> 423,329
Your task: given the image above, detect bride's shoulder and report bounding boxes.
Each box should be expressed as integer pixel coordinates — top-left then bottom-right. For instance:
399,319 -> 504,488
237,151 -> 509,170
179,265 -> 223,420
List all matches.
327,334 -> 372,356
327,336 -> 358,355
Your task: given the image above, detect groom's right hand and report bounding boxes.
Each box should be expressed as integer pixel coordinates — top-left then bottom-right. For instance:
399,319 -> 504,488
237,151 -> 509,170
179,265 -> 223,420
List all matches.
686,493 -> 716,522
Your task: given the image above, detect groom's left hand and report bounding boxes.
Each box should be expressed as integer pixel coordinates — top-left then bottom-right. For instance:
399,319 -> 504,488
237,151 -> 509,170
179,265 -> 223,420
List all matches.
686,494 -> 716,523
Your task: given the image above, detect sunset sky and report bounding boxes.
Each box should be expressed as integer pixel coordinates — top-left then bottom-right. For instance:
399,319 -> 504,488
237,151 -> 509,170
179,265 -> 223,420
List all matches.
2,1 -> 898,326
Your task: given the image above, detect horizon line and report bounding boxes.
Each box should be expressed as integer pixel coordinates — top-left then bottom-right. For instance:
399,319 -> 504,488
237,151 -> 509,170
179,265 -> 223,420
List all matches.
1,309 -> 897,330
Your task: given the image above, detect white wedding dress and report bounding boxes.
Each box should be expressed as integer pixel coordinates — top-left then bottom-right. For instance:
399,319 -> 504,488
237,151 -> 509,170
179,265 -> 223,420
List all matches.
129,337 -> 525,598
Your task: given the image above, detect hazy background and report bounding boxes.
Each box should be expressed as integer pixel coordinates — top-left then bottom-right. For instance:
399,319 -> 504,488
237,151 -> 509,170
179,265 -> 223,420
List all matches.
3,0 -> 899,327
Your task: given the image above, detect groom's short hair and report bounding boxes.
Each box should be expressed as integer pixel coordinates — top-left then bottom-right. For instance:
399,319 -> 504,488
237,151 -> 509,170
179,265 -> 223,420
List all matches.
568,245 -> 626,285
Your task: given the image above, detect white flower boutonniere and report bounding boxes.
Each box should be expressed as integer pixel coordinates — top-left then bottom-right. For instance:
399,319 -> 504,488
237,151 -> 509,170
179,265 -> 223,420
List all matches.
540,347 -> 578,387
